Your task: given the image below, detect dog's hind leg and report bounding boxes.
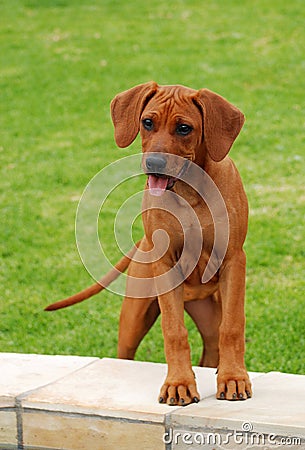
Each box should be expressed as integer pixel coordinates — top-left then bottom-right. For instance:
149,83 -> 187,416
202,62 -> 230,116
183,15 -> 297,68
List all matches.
118,296 -> 159,360
185,294 -> 222,368
117,241 -> 160,360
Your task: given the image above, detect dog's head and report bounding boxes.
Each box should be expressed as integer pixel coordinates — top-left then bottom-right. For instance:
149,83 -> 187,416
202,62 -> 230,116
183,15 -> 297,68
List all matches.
111,82 -> 244,195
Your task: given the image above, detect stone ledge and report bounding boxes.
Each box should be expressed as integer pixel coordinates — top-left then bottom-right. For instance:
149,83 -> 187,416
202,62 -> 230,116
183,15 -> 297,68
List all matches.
0,353 -> 304,449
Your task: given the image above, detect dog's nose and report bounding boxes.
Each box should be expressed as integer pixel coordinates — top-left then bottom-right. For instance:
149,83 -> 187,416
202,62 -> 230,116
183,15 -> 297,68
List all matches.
145,155 -> 167,174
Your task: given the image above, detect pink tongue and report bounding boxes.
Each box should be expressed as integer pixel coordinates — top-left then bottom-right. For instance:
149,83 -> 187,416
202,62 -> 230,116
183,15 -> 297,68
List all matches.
148,175 -> 168,196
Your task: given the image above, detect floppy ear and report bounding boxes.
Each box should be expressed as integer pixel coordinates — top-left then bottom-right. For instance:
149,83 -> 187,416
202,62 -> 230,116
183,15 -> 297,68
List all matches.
193,89 -> 245,162
110,81 -> 158,148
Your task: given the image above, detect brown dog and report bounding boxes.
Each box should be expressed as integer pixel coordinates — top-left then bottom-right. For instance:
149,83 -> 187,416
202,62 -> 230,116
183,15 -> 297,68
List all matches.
46,82 -> 252,405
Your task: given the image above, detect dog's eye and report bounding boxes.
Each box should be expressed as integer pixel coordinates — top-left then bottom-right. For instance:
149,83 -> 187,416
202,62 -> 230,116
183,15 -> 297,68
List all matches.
176,124 -> 193,136
142,118 -> 154,131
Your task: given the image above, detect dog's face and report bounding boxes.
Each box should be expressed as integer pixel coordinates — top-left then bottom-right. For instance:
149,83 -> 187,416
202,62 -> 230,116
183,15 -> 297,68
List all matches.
111,82 -> 245,196
139,86 -> 203,195
140,86 -> 203,160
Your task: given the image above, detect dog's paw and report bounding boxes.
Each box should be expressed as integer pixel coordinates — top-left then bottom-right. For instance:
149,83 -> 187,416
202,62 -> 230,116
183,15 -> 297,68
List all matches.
216,370 -> 252,401
158,377 -> 200,406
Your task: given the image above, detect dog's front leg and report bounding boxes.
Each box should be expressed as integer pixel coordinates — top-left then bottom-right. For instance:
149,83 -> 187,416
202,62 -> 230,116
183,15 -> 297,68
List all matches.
217,250 -> 252,401
155,276 -> 200,406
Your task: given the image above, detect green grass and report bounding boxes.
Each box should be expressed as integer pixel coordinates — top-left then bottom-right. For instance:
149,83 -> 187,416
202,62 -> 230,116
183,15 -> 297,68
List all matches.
0,0 -> 304,374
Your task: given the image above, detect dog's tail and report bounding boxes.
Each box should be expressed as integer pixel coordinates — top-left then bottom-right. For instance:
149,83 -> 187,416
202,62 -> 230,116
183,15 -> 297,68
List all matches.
44,241 -> 140,311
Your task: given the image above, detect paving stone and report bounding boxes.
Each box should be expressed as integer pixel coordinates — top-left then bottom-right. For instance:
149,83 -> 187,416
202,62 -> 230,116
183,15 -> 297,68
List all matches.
23,412 -> 165,450
0,352 -> 98,449
169,371 -> 305,449
0,354 -> 304,450
0,352 -> 98,404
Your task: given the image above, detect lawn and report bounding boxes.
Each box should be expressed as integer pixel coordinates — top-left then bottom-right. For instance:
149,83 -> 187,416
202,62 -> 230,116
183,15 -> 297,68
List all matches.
1,0 -> 304,375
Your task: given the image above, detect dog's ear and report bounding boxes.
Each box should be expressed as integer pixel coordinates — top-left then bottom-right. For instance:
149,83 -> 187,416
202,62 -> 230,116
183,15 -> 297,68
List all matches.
193,89 -> 245,162
110,81 -> 158,148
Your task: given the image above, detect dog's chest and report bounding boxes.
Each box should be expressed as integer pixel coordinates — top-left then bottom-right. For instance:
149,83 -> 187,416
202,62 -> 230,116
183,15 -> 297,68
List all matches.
142,188 -> 214,249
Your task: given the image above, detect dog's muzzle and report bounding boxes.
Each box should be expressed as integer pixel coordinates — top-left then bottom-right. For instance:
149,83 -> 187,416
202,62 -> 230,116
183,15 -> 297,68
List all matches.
145,155 -> 188,197
145,155 -> 167,174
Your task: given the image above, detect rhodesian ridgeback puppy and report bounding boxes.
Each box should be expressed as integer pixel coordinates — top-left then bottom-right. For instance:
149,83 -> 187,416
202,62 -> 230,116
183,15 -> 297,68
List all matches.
46,82 -> 252,405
